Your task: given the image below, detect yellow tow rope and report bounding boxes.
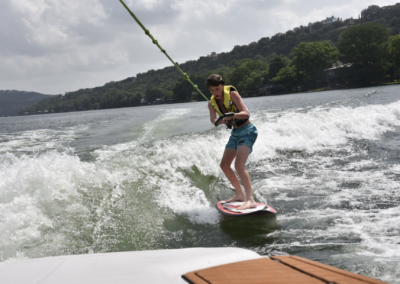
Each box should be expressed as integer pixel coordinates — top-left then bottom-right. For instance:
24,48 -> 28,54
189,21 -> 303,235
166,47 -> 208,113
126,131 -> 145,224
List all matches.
118,0 -> 223,117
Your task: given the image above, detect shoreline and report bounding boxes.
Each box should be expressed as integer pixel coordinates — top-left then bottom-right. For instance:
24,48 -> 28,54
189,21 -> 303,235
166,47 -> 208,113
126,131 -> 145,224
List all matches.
9,82 -> 400,117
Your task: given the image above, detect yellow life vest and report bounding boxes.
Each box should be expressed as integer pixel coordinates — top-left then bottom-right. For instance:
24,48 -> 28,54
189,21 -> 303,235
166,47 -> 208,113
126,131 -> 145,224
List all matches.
210,85 -> 239,114
210,85 -> 249,127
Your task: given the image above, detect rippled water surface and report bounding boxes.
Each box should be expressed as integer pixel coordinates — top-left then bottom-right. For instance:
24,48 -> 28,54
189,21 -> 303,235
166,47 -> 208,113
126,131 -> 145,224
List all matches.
1,85 -> 400,283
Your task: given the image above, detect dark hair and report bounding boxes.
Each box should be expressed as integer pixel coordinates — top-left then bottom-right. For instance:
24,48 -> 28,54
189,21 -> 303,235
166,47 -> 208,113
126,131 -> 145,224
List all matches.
206,74 -> 225,88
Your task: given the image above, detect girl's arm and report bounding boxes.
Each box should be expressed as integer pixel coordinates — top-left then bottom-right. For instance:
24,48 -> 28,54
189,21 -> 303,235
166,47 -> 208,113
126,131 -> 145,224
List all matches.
208,102 -> 227,125
230,91 -> 249,120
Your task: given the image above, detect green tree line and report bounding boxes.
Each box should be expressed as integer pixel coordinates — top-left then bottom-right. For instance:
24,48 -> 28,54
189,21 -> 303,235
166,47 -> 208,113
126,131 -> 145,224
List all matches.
20,3 -> 400,115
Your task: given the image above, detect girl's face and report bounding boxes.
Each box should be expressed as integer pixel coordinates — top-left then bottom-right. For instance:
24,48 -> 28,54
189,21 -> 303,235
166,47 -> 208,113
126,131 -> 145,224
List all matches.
208,84 -> 224,100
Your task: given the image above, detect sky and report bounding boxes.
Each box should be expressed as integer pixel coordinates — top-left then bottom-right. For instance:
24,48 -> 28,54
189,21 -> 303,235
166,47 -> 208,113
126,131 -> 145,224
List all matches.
0,0 -> 398,95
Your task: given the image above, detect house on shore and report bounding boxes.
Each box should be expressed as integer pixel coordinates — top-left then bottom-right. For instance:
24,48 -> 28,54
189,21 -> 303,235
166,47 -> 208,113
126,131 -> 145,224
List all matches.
324,63 -> 352,87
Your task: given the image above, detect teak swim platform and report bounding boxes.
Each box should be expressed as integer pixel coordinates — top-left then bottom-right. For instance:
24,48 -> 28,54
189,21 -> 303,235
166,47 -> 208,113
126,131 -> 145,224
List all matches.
183,255 -> 387,284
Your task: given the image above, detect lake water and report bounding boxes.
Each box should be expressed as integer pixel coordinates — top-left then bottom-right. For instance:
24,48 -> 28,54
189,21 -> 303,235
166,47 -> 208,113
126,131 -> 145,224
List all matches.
1,85 -> 400,283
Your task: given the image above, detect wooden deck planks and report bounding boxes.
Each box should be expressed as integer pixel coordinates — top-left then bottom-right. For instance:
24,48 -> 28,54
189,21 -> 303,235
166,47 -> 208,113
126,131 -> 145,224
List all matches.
271,256 -> 387,284
183,258 -> 324,284
182,256 -> 389,284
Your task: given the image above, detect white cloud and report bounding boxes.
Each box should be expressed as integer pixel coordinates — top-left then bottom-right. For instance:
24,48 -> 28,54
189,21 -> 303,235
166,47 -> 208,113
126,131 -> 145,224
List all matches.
127,0 -> 165,11
11,0 -> 108,46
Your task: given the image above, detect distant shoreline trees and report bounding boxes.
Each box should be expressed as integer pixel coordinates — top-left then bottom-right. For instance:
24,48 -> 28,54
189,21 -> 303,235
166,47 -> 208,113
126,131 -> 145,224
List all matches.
389,33 -> 400,81
338,22 -> 389,86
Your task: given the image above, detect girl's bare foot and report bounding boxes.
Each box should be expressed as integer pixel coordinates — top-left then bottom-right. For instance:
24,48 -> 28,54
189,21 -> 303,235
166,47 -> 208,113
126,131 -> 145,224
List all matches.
223,194 -> 245,203
237,200 -> 257,210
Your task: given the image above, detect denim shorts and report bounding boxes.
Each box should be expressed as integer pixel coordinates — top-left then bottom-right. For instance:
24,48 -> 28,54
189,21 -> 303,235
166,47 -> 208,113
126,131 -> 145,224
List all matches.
226,123 -> 258,153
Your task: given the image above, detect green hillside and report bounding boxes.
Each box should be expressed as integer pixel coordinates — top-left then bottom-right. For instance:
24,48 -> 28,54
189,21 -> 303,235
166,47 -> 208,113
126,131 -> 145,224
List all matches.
0,90 -> 51,117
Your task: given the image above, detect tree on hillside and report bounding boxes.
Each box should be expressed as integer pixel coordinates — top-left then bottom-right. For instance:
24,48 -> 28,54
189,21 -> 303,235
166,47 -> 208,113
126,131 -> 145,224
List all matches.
389,33 -> 400,81
361,5 -> 382,22
172,78 -> 195,102
390,17 -> 400,28
229,60 -> 252,87
338,22 -> 389,86
128,93 -> 141,107
145,87 -> 163,103
268,56 -> 287,80
229,59 -> 268,92
292,41 -> 339,90
380,3 -> 400,28
172,73 -> 209,102
238,70 -> 268,93
390,17 -> 400,35
271,66 -> 303,92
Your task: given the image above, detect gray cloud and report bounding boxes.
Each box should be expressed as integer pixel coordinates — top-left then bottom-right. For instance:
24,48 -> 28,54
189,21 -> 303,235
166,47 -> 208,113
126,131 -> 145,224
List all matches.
0,0 -> 397,94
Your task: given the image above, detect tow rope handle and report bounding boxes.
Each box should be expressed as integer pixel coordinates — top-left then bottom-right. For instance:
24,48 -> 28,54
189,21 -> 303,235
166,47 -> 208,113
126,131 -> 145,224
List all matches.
214,112 -> 235,127
119,0 -> 223,118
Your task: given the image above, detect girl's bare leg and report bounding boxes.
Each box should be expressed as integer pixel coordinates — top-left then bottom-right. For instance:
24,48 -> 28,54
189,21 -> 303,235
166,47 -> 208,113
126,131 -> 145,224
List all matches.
234,145 -> 256,210
220,148 -> 245,202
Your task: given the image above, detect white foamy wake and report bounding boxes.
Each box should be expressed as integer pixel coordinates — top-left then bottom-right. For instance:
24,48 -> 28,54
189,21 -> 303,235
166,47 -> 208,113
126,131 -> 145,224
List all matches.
251,100 -> 400,162
0,127 -> 85,155
94,131 -> 228,225
139,108 -> 192,142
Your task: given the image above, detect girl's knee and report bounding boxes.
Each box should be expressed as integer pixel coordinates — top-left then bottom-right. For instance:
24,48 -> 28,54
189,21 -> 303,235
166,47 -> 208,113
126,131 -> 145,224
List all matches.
220,161 -> 230,172
234,163 -> 246,174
